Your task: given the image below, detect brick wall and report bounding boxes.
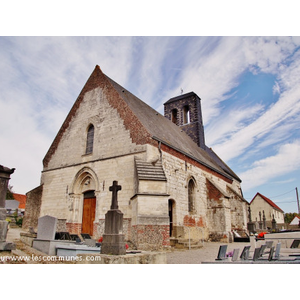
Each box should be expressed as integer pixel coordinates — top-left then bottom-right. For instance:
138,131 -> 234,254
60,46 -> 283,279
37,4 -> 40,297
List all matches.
131,224 -> 170,250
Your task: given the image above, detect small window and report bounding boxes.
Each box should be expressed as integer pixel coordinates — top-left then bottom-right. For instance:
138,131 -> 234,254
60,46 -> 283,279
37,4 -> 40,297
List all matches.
171,109 -> 178,124
183,106 -> 190,124
188,178 -> 196,213
85,124 -> 94,154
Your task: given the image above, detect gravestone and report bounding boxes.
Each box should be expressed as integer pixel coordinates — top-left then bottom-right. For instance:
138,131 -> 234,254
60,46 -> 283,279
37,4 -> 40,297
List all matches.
247,206 -> 256,233
268,246 -> 275,261
215,245 -> 227,260
101,181 -> 126,255
0,165 -> 16,251
274,242 -> 281,259
259,211 -> 263,229
272,214 -> 277,231
253,247 -> 261,261
232,249 -> 240,262
37,215 -> 57,240
240,245 -> 251,260
262,210 -> 266,229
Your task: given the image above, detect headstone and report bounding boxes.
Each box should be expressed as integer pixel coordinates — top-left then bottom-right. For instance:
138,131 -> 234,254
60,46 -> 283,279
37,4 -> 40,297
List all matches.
272,214 -> 277,231
263,210 -> 266,229
37,215 -> 57,240
232,249 -> 240,262
259,211 -> 263,229
240,245 -> 251,260
0,165 -> 16,251
215,245 -> 227,260
253,247 -> 261,261
268,246 -> 275,261
258,244 -> 267,257
290,239 -> 300,248
247,206 -> 256,233
274,242 -> 281,259
265,241 -> 273,249
101,181 -> 126,255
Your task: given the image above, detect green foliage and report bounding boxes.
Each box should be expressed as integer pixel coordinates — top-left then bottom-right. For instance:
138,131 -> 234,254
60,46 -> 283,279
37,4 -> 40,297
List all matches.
284,212 -> 299,224
16,217 -> 23,227
6,184 -> 14,199
12,211 -> 23,227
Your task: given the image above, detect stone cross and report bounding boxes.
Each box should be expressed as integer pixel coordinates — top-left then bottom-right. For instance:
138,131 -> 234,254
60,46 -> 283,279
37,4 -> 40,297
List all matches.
263,210 -> 266,229
109,180 -> 121,210
259,211 -> 262,222
248,206 -> 252,222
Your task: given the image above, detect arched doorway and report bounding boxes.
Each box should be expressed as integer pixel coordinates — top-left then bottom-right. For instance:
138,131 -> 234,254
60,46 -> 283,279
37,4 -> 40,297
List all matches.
82,190 -> 96,236
69,167 -> 99,236
168,199 -> 175,237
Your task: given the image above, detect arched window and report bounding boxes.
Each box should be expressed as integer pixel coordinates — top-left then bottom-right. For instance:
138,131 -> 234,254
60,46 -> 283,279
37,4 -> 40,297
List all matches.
183,105 -> 190,124
171,109 -> 178,125
188,178 -> 196,213
85,124 -> 94,154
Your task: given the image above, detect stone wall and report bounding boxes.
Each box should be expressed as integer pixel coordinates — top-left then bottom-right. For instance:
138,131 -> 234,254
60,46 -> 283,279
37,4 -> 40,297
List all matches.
159,143 -> 244,242
22,185 -> 43,230
37,77 -> 246,248
164,93 -> 205,149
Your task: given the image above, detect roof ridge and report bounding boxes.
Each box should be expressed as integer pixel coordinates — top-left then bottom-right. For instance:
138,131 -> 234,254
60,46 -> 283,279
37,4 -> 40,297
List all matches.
252,192 -> 284,213
43,65 -> 106,167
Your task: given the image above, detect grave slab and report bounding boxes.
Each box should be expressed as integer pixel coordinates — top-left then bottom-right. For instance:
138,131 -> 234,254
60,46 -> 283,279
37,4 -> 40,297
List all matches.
37,215 -> 57,240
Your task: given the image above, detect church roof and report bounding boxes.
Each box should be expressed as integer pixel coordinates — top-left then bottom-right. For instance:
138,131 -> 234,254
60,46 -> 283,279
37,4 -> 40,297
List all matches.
250,192 -> 284,213
43,65 -> 241,182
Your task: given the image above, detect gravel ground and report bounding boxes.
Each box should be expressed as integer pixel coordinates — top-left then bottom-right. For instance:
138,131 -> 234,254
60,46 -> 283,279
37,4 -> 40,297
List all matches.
5,227 -> 299,264
166,241 -> 252,264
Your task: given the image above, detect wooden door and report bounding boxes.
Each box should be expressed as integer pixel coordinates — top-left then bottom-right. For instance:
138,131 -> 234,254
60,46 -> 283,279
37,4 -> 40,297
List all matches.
82,197 -> 96,236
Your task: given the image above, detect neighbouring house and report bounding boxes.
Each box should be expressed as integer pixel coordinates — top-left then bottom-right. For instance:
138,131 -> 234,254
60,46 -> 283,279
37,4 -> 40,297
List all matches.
290,215 -> 300,226
5,193 -> 26,216
250,192 -> 284,228
23,65 -> 248,250
12,193 -> 26,215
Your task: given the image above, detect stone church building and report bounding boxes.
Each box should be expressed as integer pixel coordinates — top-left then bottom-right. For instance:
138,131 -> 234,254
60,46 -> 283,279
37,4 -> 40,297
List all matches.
23,65 -> 248,250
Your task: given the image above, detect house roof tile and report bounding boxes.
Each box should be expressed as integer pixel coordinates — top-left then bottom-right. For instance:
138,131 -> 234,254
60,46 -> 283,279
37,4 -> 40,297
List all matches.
250,192 -> 284,213
12,193 -> 26,209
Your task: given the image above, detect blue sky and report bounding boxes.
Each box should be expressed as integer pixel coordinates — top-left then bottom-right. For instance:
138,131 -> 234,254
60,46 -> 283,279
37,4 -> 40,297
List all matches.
1,36 -> 300,213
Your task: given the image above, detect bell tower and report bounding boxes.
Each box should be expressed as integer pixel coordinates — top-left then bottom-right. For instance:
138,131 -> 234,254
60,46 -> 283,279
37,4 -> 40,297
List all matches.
164,92 -> 205,149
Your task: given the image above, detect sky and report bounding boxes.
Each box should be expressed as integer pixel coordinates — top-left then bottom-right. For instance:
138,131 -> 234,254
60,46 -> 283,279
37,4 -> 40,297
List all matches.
1,36 -> 300,214
1,2 -> 300,215
1,2 -> 299,289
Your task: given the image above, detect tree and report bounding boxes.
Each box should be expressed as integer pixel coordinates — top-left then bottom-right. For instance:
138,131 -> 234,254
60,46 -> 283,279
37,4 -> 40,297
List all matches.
6,184 -> 14,200
284,212 -> 299,224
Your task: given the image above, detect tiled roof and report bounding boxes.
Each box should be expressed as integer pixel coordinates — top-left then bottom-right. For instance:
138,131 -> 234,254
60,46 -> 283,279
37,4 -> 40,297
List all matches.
106,73 -> 240,182
12,193 -> 26,209
250,192 -> 284,213
43,65 -> 241,182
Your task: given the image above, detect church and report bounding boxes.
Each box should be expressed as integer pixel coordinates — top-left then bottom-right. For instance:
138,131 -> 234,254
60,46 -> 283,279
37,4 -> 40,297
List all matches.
23,65 -> 249,250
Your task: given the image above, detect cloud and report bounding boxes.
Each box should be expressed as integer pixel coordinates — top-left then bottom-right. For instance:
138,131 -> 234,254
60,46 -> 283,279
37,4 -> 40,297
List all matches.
207,40 -> 300,162
240,140 -> 300,191
205,103 -> 264,146
1,36 -> 300,202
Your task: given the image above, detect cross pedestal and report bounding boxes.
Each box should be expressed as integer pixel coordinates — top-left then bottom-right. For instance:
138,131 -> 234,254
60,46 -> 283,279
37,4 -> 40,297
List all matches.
101,181 -> 126,255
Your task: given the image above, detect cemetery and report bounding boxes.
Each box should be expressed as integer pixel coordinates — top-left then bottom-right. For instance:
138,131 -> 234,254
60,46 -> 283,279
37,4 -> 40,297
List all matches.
1,163 -> 299,264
